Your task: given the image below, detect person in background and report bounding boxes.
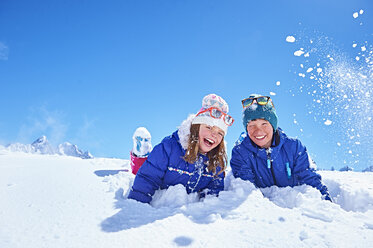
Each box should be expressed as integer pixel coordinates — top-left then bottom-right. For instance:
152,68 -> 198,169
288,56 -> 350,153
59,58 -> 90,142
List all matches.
128,94 -> 234,204
230,93 -> 332,201
130,127 -> 152,175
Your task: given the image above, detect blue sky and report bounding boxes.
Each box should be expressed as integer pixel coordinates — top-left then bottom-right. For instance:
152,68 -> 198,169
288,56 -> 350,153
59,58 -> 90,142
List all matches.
0,0 -> 372,171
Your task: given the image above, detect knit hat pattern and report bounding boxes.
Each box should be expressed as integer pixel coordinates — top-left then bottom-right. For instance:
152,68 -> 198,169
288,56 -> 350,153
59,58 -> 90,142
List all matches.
192,93 -> 230,134
242,93 -> 278,132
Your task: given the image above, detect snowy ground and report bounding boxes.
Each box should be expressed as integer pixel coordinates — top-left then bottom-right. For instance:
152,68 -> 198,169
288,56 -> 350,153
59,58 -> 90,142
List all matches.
1,151 -> 373,248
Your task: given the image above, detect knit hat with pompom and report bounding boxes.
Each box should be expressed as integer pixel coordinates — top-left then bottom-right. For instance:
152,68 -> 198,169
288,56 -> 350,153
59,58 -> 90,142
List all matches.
192,93 -> 230,134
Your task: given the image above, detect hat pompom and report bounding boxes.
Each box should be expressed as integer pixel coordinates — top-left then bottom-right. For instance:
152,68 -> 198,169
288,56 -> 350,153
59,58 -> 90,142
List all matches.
192,93 -> 230,134
201,94 -> 229,113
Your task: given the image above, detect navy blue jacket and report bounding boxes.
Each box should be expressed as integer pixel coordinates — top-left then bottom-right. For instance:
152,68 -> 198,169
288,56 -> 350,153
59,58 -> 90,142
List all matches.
230,128 -> 330,198
128,131 -> 225,203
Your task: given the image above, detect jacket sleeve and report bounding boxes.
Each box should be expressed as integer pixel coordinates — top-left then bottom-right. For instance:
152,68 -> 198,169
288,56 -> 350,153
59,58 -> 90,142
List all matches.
205,168 -> 225,196
292,140 -> 331,200
230,145 -> 256,184
128,141 -> 170,203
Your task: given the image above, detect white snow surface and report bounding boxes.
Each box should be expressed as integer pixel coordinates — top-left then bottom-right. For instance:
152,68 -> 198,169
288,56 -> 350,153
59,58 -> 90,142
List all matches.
1,152 -> 373,248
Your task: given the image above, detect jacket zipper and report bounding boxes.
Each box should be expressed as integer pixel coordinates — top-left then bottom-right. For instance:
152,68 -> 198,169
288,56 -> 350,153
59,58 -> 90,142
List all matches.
266,148 -> 277,185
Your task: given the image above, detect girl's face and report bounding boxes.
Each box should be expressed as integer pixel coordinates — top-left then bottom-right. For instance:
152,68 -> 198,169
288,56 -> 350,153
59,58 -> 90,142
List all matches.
247,119 -> 273,148
198,124 -> 224,154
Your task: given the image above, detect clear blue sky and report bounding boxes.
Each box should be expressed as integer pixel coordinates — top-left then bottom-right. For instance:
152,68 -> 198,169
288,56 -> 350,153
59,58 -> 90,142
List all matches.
1,0 -> 372,171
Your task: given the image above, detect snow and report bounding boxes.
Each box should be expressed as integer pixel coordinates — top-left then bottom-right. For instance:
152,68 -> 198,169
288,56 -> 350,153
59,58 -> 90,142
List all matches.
248,103 -> 258,111
324,119 -> 332,125
294,49 -> 305,56
5,136 -> 93,159
1,152 -> 373,248
286,36 -> 296,43
132,127 -> 152,157
286,14 -> 372,173
353,9 -> 364,18
276,81 -> 281,86
133,127 -> 151,140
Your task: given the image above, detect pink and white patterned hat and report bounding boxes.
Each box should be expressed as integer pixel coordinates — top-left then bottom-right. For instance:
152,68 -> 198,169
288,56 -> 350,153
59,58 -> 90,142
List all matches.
192,94 -> 230,134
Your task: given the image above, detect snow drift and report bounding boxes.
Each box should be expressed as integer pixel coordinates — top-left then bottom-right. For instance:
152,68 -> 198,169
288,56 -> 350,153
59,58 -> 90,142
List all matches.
0,151 -> 372,248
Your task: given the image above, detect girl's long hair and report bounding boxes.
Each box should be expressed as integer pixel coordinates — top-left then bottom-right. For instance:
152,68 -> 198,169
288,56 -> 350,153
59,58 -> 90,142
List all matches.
183,124 -> 227,175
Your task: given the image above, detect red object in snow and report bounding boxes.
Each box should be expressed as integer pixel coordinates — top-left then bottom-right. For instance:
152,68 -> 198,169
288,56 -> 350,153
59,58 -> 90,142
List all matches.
130,151 -> 148,175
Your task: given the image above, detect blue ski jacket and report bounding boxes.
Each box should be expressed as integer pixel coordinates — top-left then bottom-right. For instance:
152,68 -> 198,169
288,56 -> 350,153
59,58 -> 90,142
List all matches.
230,128 -> 330,199
128,130 -> 225,203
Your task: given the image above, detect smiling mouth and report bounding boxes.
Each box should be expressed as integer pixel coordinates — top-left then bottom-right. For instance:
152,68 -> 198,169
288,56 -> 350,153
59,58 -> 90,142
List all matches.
255,135 -> 266,140
204,138 -> 215,146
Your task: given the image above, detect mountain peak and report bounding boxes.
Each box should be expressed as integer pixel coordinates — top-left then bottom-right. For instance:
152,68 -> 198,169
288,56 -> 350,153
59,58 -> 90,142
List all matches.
32,135 -> 48,145
6,136 -> 93,159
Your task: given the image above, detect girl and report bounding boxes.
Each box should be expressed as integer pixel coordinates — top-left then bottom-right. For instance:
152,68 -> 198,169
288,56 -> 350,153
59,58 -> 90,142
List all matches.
128,94 -> 234,203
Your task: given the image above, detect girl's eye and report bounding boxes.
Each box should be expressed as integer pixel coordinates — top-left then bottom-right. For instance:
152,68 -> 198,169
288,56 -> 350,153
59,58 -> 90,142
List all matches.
206,126 -> 211,129
218,132 -> 224,137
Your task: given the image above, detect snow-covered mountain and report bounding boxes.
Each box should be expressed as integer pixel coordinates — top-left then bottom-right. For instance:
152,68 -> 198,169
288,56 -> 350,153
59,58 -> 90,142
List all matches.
58,142 -> 93,159
339,165 -> 354,172
4,136 -> 93,159
363,166 -> 373,172
31,135 -> 56,154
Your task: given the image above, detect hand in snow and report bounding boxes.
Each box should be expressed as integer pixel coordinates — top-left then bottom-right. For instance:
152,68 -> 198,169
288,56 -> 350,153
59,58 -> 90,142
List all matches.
323,193 -> 333,202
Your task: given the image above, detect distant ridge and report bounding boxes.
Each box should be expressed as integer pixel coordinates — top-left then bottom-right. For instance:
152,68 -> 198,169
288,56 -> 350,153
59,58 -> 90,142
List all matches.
363,166 -> 373,172
5,136 -> 93,159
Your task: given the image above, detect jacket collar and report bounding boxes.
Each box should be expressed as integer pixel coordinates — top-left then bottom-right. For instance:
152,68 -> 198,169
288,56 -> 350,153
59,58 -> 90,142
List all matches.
176,114 -> 196,150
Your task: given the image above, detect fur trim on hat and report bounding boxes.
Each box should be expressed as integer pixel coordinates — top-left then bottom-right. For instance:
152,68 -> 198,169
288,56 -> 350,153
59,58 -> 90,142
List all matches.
177,114 -> 195,150
177,114 -> 228,152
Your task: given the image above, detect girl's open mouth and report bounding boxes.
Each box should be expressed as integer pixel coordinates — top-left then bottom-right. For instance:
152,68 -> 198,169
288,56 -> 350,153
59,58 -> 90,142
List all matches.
204,138 -> 215,147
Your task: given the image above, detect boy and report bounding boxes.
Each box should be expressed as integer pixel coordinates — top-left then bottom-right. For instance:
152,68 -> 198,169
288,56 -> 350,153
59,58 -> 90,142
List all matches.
230,94 -> 331,201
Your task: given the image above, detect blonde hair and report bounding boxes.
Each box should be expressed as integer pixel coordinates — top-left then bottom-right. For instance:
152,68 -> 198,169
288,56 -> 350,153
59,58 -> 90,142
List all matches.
183,124 -> 227,176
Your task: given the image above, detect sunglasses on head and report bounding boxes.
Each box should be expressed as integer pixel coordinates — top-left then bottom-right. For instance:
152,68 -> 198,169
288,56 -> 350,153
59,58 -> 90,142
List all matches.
196,107 -> 235,126
241,96 -> 275,109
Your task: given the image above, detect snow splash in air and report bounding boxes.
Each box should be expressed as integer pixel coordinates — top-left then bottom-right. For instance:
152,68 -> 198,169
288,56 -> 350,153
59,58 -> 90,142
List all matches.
286,10 -> 372,169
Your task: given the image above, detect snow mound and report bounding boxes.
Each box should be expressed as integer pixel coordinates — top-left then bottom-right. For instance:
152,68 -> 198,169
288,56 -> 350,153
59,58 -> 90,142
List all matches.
1,153 -> 373,247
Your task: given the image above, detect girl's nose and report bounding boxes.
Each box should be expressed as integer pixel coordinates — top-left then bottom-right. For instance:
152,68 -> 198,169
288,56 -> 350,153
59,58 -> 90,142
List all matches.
211,129 -> 219,138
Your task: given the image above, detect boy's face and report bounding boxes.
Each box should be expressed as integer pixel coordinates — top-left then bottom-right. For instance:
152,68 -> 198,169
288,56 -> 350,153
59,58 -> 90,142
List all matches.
246,119 -> 273,148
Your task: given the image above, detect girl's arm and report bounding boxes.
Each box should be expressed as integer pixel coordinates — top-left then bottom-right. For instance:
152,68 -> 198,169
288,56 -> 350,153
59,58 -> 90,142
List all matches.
204,169 -> 225,196
230,146 -> 256,184
128,142 -> 169,203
